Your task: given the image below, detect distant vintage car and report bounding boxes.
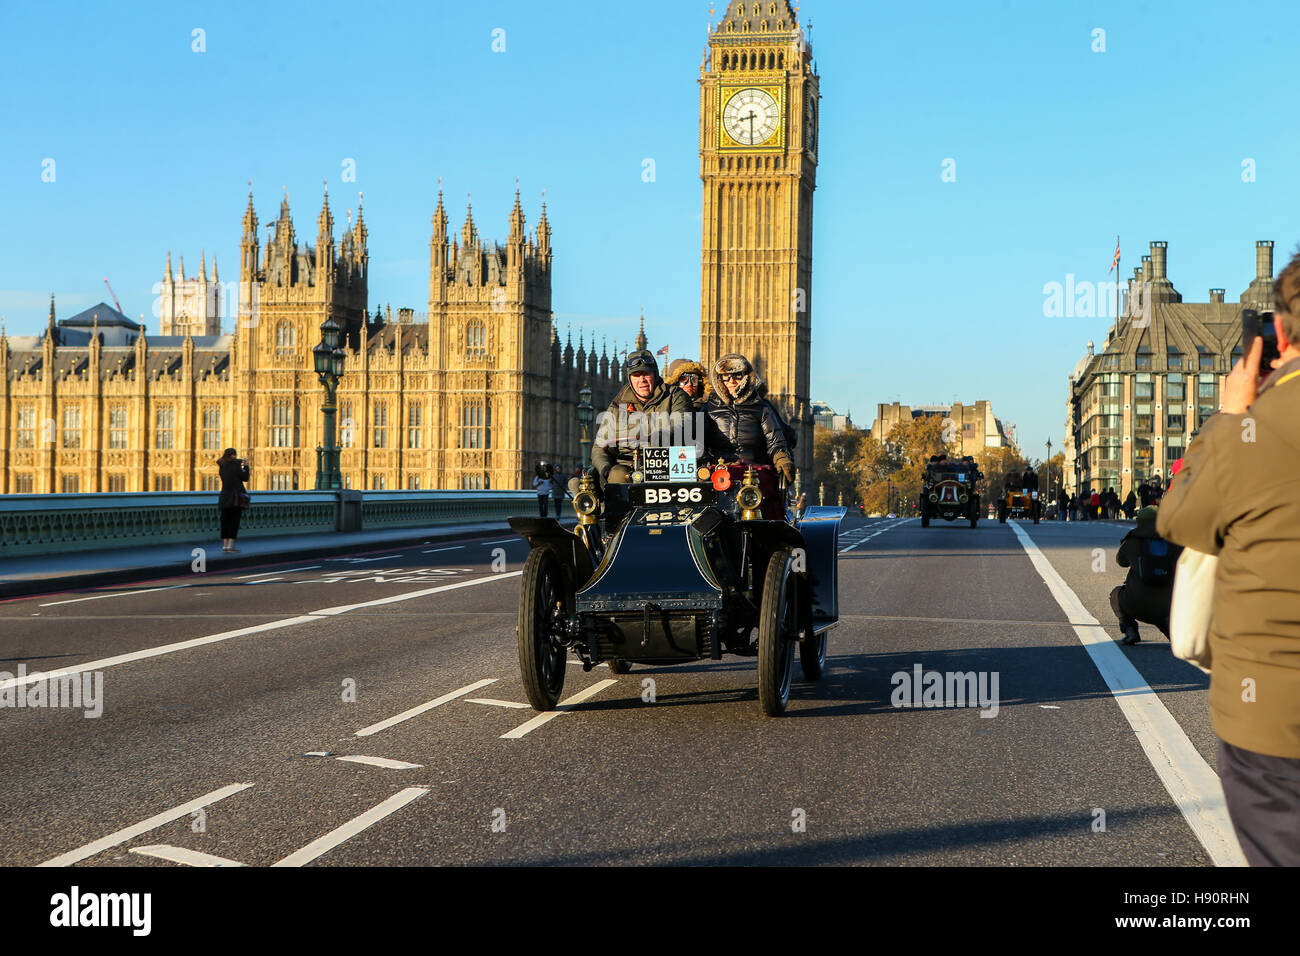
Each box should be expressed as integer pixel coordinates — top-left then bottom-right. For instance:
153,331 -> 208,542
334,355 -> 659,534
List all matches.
919,460 -> 981,529
997,489 -> 1040,524
509,448 -> 846,717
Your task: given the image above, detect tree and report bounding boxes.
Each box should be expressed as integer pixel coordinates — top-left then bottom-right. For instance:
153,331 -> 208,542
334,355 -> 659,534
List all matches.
811,425 -> 864,506
852,416 -> 949,515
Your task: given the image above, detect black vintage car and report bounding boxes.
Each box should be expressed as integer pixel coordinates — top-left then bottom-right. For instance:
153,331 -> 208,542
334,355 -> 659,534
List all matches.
509,454 -> 846,717
919,460 -> 981,529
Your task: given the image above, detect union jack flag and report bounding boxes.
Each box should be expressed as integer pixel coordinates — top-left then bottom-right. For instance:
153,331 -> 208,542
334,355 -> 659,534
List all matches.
656,344 -> 669,357
1109,236 -> 1121,273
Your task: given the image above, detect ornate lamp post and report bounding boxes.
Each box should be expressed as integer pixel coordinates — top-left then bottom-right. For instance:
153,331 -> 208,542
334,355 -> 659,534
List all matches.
1045,438 -> 1053,501
313,315 -> 346,490
577,382 -> 594,469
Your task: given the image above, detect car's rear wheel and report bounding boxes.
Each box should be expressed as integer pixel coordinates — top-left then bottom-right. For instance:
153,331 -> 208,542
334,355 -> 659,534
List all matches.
758,548 -> 798,716
518,547 -> 569,711
800,627 -> 827,681
607,659 -> 631,674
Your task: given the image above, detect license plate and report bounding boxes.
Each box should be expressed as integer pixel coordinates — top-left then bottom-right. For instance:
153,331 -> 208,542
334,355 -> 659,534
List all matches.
642,446 -> 698,482
630,483 -> 715,507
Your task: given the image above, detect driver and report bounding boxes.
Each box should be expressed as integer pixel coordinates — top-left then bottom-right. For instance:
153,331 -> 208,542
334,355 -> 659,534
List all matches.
703,352 -> 795,483
587,349 -> 692,491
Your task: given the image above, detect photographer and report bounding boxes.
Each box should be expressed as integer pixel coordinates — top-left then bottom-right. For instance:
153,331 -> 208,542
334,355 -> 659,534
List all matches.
1157,250 -> 1300,866
532,461 -> 554,518
216,448 -> 250,554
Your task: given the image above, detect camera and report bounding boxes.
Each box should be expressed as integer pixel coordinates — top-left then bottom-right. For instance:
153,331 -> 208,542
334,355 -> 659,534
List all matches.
1242,309 -> 1281,369
534,460 -> 554,480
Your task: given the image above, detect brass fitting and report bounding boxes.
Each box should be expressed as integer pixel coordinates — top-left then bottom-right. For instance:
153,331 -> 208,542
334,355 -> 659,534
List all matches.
737,465 -> 763,520
573,473 -> 599,527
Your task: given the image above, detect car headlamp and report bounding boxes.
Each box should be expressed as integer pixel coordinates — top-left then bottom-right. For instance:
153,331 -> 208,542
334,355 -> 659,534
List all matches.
929,493 -> 938,502
959,493 -> 969,503
737,485 -> 763,511
574,490 -> 598,516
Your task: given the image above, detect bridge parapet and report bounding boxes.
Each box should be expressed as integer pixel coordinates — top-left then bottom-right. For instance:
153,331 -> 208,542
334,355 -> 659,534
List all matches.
0,490 -> 536,556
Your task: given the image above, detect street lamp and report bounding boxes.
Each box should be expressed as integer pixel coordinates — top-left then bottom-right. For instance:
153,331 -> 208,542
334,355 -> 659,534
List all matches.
1045,438 -> 1053,501
577,382 -> 594,469
314,315 -> 346,490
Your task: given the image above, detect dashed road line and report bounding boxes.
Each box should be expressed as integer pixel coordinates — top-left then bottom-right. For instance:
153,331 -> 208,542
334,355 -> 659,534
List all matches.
465,697 -> 531,709
129,845 -> 246,867
272,787 -> 429,867
477,538 -> 518,546
235,566 -> 320,578
501,679 -> 619,740
355,678 -> 498,737
39,585 -> 190,607
1009,521 -> 1246,867
422,546 -> 466,554
335,755 -> 423,770
39,783 -> 254,867
839,518 -> 909,554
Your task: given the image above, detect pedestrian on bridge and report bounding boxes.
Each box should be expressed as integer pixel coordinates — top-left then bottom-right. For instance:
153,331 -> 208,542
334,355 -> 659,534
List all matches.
217,448 -> 250,554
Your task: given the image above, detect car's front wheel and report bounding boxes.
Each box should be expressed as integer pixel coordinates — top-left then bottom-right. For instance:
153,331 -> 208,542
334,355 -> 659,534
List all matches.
758,548 -> 798,716
518,547 -> 569,711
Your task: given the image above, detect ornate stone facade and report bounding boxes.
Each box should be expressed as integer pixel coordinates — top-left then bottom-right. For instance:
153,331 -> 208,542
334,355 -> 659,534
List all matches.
0,190 -> 621,494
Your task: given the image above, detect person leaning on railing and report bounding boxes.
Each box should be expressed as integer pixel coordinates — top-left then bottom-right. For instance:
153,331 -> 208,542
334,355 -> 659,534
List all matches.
1157,247 -> 1300,866
217,448 -> 250,554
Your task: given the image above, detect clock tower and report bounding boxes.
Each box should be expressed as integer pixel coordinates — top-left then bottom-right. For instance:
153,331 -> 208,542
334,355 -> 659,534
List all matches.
700,1 -> 819,479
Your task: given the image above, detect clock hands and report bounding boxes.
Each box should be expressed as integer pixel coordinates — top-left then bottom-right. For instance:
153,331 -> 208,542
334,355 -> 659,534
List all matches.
744,109 -> 757,144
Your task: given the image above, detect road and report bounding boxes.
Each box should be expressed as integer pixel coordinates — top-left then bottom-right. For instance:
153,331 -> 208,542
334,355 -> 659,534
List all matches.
0,517 -> 1237,866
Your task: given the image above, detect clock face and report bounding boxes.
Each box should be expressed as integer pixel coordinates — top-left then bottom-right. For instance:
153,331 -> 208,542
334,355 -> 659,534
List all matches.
723,88 -> 780,147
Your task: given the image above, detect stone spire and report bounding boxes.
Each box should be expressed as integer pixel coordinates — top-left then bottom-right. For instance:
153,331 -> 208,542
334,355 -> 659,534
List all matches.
179,254 -> 185,280
509,182 -> 525,240
462,193 -> 476,247
211,254 -> 218,282
165,250 -> 173,282
536,192 -> 551,257
635,308 -> 647,351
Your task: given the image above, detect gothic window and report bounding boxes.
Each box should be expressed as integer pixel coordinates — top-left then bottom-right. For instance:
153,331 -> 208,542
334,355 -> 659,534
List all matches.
15,406 -> 35,448
752,3 -> 759,14
340,400 -> 355,447
271,473 -> 294,491
15,474 -> 33,493
202,407 -> 221,450
373,401 -> 388,448
407,475 -> 421,490
270,401 -> 296,447
373,474 -> 387,490
275,321 -> 296,354
109,474 -> 127,492
200,475 -> 218,492
155,405 -> 175,450
61,474 -> 80,493
62,406 -> 82,449
408,403 -> 423,448
153,475 -> 173,491
459,398 -> 490,449
466,320 -> 486,357
460,474 -> 485,490
109,406 -> 129,449
760,21 -> 768,33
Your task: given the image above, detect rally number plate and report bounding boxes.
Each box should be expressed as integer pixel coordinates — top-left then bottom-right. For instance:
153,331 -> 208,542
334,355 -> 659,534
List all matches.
630,483 -> 715,507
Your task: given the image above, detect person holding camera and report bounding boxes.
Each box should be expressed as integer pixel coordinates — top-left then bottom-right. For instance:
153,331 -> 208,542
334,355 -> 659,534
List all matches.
1157,250 -> 1300,866
217,448 -> 250,553
532,462 -> 554,518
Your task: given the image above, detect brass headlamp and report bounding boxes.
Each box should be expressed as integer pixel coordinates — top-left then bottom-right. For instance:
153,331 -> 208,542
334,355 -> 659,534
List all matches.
737,465 -> 763,520
573,474 -> 599,526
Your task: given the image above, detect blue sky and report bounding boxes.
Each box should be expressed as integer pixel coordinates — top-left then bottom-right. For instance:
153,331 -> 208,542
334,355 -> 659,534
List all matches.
3,0 -> 1298,458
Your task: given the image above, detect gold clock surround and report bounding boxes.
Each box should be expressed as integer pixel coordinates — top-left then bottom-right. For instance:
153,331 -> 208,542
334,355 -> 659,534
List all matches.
717,83 -> 785,151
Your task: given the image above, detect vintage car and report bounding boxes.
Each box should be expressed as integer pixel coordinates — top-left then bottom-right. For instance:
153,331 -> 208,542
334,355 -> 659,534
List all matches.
997,489 -> 1039,524
919,461 -> 981,529
509,449 -> 846,717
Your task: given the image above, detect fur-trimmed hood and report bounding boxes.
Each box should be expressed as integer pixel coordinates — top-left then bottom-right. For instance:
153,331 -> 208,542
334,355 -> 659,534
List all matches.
708,352 -> 764,407
665,358 -> 712,403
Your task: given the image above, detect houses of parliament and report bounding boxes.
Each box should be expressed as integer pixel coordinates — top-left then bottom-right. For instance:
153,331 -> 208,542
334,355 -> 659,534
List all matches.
1,0 -> 820,494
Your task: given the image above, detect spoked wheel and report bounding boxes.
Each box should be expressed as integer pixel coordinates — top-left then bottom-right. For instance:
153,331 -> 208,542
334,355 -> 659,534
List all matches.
607,659 -> 632,674
518,547 -> 570,711
758,547 -> 799,716
800,626 -> 827,681
920,506 -> 931,528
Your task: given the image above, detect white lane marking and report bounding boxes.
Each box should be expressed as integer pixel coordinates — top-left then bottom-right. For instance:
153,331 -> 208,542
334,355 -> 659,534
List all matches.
243,577 -> 283,585
311,571 -> 521,616
356,678 -> 498,737
501,679 -> 619,740
335,755 -> 423,770
2,573 -> 523,693
272,787 -> 429,867
839,518 -> 909,553
39,783 -> 254,867
1,618 -> 317,692
39,585 -> 189,607
129,844 -> 246,867
477,538 -> 517,546
1009,521 -> 1246,867
465,697 -> 531,709
235,566 -> 320,578
422,546 -> 466,554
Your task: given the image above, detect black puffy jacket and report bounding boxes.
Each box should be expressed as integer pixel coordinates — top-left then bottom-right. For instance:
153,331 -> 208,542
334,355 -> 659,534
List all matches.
703,392 -> 791,467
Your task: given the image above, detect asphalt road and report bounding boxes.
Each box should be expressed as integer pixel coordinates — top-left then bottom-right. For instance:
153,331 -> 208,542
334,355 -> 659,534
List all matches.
0,516 -> 1232,866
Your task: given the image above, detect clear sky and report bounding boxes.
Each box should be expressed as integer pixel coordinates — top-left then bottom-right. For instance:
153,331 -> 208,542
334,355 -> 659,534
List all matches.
3,0 -> 1298,458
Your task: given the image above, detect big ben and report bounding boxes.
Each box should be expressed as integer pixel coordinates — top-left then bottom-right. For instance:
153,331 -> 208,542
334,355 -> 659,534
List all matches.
699,1 -> 819,478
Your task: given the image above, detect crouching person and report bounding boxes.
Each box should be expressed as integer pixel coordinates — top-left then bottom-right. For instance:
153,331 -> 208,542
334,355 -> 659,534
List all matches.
1110,506 -> 1181,644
